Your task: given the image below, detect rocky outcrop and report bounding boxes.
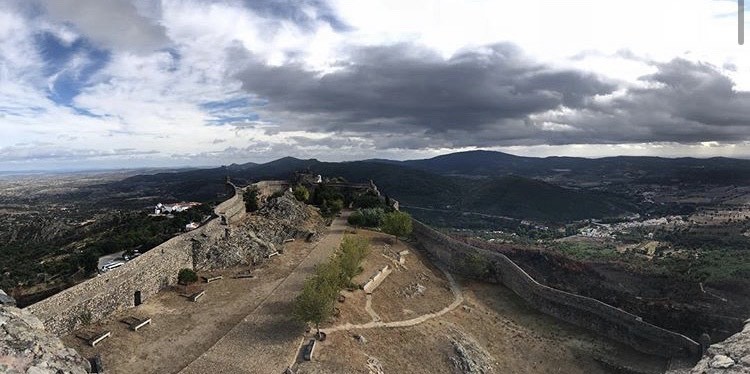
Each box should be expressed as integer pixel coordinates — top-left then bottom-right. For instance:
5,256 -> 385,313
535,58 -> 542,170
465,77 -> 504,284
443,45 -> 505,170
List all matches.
192,191 -> 325,270
0,306 -> 89,374
669,320 -> 750,374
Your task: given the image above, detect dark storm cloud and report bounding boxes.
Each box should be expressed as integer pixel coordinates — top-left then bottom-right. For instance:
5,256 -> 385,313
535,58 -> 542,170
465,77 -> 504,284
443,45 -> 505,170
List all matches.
549,58 -> 750,145
237,43 -> 615,145
235,43 -> 750,149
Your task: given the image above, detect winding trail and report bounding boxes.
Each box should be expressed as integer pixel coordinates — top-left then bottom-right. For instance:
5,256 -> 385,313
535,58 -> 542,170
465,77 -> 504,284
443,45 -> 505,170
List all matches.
323,265 -> 463,333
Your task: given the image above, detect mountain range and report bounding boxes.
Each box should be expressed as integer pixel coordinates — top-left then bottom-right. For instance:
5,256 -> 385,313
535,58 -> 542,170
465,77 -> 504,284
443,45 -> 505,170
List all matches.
106,150 -> 750,223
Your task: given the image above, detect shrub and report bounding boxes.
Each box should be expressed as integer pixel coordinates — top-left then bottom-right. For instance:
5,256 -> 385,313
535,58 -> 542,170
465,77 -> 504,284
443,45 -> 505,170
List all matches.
348,208 -> 386,227
178,268 -> 198,285
293,185 -> 310,202
78,309 -> 93,326
354,193 -> 382,209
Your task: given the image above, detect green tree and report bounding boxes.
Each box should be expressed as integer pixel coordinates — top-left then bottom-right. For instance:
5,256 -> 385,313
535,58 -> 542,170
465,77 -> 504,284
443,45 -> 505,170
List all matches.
293,185 -> 310,202
382,211 -> 413,238
338,236 -> 370,284
293,267 -> 338,336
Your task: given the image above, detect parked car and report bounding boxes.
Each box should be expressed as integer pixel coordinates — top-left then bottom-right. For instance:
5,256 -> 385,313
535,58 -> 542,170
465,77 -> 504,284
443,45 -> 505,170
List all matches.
122,251 -> 141,261
100,261 -> 125,272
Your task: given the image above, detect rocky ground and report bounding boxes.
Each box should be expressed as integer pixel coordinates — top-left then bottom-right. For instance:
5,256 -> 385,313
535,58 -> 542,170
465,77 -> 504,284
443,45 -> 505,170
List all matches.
192,191 -> 326,270
0,305 -> 89,374
669,320 -> 750,374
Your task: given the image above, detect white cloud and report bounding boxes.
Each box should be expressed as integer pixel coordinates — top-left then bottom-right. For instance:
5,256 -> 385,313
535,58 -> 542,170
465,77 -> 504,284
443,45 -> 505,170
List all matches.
2,0 -> 750,171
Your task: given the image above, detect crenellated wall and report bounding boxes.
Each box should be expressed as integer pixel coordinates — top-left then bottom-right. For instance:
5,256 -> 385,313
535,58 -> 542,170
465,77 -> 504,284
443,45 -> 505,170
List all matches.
411,220 -> 702,359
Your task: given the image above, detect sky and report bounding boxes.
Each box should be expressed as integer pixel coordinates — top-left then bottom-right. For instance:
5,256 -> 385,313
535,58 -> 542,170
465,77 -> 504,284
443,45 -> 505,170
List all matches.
1,0 -> 750,170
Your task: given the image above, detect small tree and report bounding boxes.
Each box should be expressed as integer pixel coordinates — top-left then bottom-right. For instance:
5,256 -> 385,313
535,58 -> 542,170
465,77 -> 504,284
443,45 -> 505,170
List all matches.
293,269 -> 337,336
293,185 -> 310,202
382,211 -> 413,238
178,268 -> 198,285
338,236 -> 370,284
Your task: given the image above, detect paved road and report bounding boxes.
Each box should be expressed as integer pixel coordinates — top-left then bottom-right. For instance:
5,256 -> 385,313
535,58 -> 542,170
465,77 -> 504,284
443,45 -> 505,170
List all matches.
180,213 -> 350,374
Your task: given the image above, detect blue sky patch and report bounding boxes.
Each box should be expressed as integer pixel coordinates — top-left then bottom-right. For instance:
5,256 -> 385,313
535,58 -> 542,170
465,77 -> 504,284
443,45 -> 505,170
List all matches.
35,31 -> 110,110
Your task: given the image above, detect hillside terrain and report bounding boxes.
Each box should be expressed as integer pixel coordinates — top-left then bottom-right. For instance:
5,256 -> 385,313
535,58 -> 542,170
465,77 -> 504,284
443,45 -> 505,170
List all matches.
2,150 -> 749,359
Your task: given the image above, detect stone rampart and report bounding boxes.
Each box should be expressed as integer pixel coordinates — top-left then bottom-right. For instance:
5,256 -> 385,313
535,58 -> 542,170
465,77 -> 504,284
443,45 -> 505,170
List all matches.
214,184 -> 245,225
24,220 -> 220,336
412,220 -> 702,359
24,185 -> 321,337
253,180 -> 290,200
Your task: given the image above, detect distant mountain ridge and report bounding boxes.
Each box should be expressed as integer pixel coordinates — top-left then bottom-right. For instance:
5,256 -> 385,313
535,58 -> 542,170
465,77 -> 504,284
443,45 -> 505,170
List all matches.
104,150 -> 750,223
389,150 -> 750,184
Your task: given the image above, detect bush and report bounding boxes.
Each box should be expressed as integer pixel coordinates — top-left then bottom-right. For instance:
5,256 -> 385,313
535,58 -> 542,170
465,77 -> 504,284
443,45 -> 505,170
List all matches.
293,185 -> 310,202
354,193 -> 383,209
348,208 -> 385,227
178,268 -> 198,285
460,252 -> 491,279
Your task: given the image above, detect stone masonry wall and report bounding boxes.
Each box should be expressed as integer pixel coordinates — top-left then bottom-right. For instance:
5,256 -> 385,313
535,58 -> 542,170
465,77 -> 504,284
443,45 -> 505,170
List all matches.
214,185 -> 246,225
412,220 -> 702,359
25,186 -> 247,336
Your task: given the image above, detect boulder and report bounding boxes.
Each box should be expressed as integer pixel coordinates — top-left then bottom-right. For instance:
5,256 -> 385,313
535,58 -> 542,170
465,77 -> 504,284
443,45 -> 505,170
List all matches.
710,355 -> 735,369
0,306 -> 90,374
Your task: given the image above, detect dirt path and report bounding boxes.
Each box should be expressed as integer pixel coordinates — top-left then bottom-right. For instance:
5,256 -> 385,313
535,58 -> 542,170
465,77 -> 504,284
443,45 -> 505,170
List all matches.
179,213 -> 350,374
323,265 -> 463,333
364,294 -> 381,322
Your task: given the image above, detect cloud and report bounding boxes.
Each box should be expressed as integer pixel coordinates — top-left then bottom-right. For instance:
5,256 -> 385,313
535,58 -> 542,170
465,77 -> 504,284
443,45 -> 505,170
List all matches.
536,58 -> 750,145
41,0 -> 170,53
235,42 -> 615,148
238,0 -> 349,31
0,143 -> 159,162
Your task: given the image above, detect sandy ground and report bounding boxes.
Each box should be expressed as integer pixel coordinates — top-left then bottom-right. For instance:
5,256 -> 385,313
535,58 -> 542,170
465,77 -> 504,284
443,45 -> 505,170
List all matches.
295,231 -> 669,374
64,219 -> 669,374
63,213 -> 350,374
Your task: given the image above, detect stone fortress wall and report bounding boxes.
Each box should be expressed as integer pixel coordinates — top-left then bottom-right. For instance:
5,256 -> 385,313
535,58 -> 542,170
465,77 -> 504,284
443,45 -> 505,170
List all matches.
26,185 -> 248,336
253,180 -> 290,200
411,220 -> 702,359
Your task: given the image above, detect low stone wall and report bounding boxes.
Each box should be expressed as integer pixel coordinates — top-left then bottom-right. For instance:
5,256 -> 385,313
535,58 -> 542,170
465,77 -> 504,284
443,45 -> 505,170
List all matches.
362,265 -> 392,294
412,220 -> 702,359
